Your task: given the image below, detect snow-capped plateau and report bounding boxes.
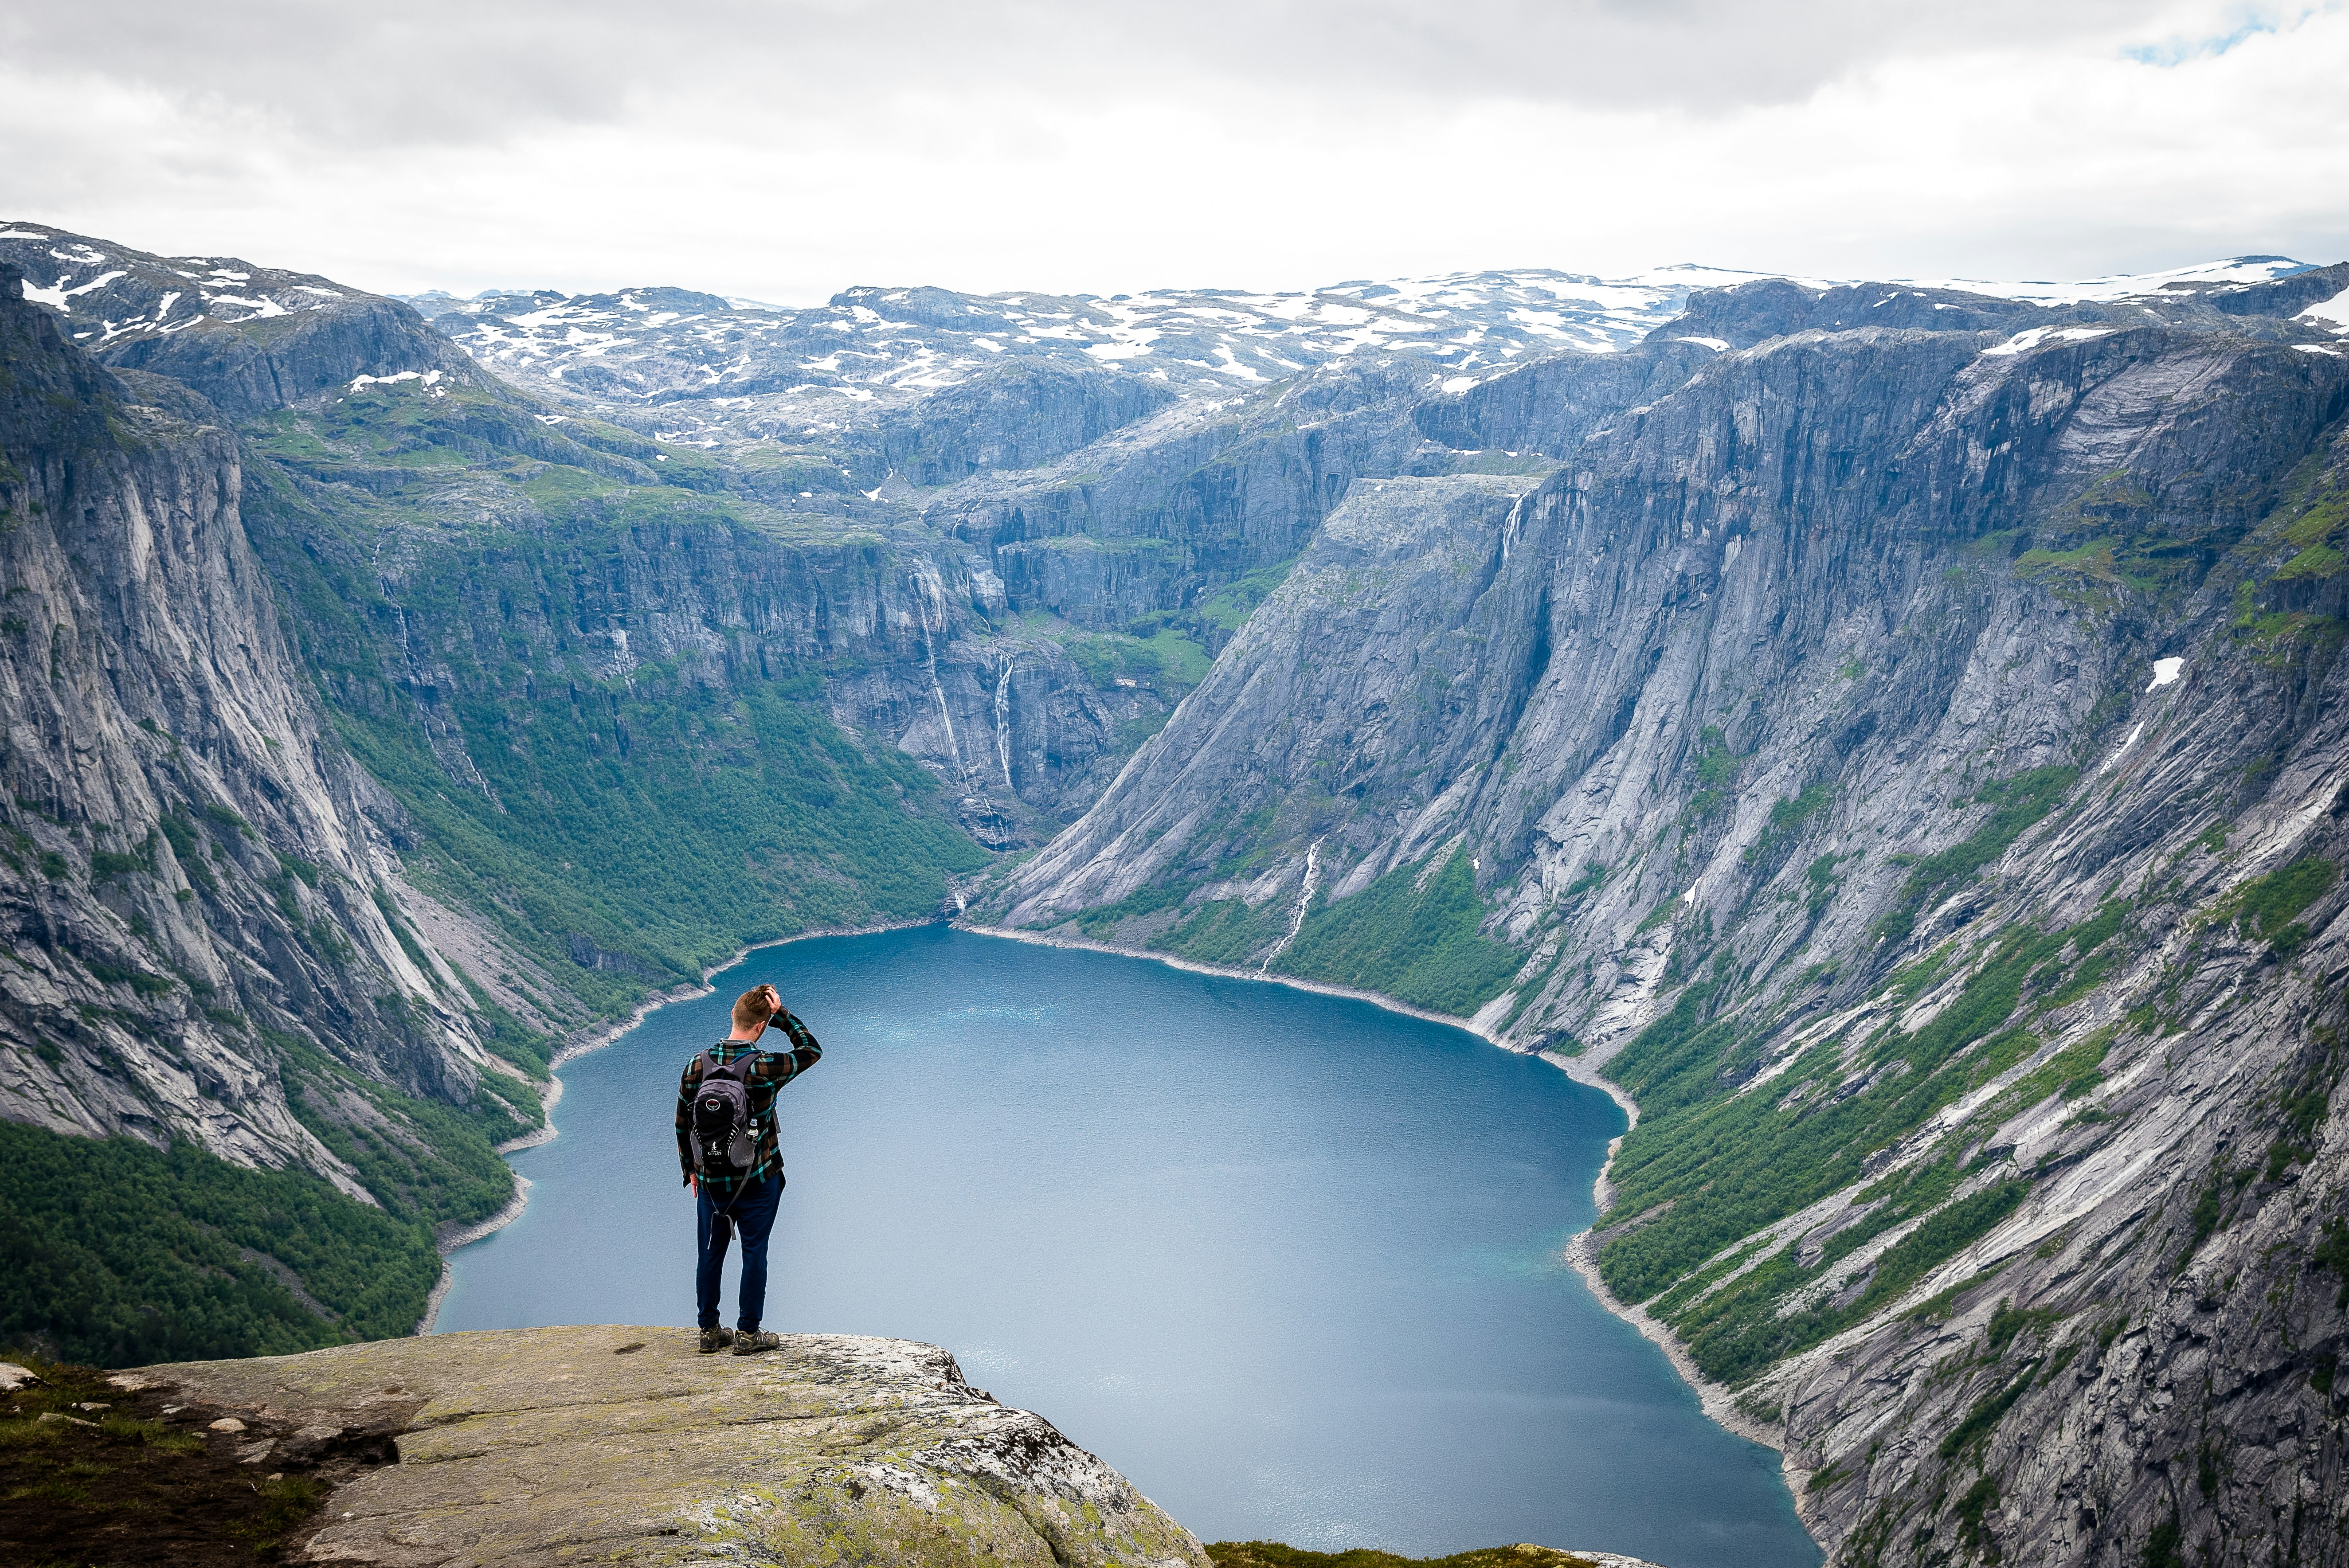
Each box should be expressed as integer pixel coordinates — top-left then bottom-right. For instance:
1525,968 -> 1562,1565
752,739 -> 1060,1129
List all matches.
0,222 -> 359,347
388,255 -> 2337,444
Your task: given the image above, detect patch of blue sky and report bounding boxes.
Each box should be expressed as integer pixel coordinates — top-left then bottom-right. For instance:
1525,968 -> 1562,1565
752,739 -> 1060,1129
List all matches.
2123,6 -> 2306,67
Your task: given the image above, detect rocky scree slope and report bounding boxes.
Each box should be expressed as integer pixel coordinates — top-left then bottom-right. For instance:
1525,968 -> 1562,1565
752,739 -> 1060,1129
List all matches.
987,266 -> 2349,1566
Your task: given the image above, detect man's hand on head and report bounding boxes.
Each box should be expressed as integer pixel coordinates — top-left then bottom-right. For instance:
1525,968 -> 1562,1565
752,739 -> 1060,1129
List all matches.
750,984 -> 785,1038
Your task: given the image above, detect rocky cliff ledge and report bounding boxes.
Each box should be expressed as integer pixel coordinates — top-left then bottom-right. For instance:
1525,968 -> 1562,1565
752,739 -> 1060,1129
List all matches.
110,1326 -> 1210,1568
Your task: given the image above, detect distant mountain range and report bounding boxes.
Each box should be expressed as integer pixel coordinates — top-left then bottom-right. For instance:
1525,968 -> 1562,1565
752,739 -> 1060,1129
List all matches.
5,215 -> 2349,1568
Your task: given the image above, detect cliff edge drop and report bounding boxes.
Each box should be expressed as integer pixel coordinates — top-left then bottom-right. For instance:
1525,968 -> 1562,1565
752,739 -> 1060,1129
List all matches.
112,1326 -> 1210,1568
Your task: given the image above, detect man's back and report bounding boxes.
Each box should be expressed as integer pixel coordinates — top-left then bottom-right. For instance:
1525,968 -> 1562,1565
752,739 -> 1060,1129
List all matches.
675,1014 -> 822,1202
679,983 -> 822,1355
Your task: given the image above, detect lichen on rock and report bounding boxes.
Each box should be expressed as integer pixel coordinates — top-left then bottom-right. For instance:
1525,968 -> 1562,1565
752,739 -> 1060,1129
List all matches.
120,1325 -> 1210,1568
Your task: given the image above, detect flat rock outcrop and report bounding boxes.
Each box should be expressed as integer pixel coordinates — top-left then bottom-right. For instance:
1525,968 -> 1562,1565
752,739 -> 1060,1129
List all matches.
115,1325 -> 1212,1568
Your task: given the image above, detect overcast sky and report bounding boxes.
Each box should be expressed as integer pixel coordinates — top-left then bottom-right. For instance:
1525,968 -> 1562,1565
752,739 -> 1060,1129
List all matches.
2,0 -> 2343,302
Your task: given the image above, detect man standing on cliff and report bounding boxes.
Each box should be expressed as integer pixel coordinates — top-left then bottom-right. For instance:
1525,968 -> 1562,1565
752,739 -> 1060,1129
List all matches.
677,982 -> 822,1355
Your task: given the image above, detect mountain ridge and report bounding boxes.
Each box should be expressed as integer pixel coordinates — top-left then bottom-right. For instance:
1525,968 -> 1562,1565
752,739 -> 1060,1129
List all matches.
7,218 -> 2349,1565
978,268 -> 2349,1567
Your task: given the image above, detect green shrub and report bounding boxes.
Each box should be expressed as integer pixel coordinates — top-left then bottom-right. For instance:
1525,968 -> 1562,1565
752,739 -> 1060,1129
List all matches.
1596,926 -> 2062,1364
1276,850 -> 1523,1017
2236,856 -> 2336,942
1745,784 -> 1835,866
1953,1475 -> 2003,1560
1876,766 -> 2077,935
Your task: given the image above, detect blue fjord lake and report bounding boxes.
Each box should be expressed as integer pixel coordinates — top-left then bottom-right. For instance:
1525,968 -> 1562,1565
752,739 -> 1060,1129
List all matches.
436,925 -> 1816,1568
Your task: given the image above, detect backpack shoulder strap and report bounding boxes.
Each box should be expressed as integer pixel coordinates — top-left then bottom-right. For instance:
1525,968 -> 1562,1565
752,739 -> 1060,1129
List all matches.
703,1045 -> 754,1082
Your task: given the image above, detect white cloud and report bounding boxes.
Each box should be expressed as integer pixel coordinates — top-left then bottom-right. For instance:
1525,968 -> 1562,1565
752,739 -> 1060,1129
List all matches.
0,0 -> 2341,301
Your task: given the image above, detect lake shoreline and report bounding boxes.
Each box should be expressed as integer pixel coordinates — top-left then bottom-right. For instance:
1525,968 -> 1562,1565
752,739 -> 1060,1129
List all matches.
419,916 -> 1796,1467
957,921 -> 1793,1462
952,921 -> 1520,1041
412,916 -> 939,1335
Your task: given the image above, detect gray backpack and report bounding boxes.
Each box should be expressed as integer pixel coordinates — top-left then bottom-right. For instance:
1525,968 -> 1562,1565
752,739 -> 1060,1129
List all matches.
689,1048 -> 759,1177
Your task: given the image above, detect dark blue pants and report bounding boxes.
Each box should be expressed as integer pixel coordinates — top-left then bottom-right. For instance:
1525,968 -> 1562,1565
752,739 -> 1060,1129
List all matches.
696,1175 -> 783,1333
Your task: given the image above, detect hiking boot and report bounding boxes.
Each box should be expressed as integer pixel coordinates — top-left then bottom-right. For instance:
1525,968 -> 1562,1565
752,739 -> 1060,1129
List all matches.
697,1326 -> 735,1354
732,1329 -> 781,1356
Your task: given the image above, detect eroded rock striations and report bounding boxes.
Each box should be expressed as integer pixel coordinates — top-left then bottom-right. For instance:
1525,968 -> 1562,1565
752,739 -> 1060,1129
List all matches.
990,267 -> 2349,1565
15,211 -> 2349,1564
113,1325 -> 1210,1568
0,264 -> 517,1185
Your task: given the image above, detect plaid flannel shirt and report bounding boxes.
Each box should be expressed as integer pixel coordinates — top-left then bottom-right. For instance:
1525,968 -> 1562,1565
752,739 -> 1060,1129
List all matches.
675,1011 -> 822,1200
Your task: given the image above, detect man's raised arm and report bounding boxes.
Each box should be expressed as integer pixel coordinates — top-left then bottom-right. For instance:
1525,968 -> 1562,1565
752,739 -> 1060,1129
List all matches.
763,1010 -> 822,1083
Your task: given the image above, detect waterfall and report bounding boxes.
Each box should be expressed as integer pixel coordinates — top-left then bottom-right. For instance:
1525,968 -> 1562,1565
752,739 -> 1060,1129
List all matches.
911,561 -> 965,782
994,659 -> 1015,790
1261,838 -> 1323,971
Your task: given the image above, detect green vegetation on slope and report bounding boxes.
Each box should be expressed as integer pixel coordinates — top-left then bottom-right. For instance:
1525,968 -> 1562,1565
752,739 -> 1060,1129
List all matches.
2229,856 -> 2337,952
0,1120 -> 440,1366
335,673 -> 986,1010
1273,849 -> 1523,1017
1207,1542 -> 1602,1568
1117,846 -> 1524,1018
1194,559 -> 1301,633
238,387 -> 990,1018
1874,766 -> 2078,942
1059,624 -> 1213,692
1593,862 -> 2137,1381
267,1030 -> 537,1232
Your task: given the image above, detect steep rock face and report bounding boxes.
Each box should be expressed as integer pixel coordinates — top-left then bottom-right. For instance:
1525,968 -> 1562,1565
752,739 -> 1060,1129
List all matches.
116,1326 -> 1211,1568
295,485 -> 1162,848
994,472 -> 1549,927
0,268 -> 513,1193
993,295 -> 2349,1564
1002,315 -> 2349,984
923,347 -> 1671,637
1762,415 -> 2349,1568
877,360 -> 1179,485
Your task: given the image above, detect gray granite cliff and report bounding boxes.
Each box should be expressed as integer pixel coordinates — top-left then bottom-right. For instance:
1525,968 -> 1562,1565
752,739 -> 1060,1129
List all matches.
0,265 -> 516,1190
990,272 -> 2349,1566
10,219 -> 2349,1565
